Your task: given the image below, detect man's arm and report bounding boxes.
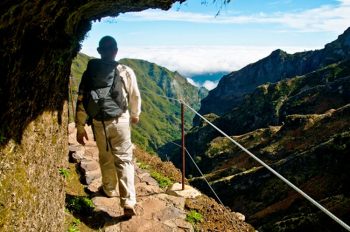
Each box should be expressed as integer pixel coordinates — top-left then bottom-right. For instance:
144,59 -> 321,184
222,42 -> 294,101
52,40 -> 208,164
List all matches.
126,67 -> 141,123
75,64 -> 90,144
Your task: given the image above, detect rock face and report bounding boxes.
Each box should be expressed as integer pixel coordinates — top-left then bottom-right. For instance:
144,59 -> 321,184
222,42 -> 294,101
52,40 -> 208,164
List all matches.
191,106 -> 350,231
161,29 -> 350,231
194,27 -> 350,125
164,58 -> 350,172
0,109 -> 68,231
0,0 -> 181,231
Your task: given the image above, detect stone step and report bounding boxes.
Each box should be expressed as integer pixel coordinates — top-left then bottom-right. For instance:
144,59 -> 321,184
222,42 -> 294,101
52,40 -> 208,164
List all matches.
68,124 -> 194,232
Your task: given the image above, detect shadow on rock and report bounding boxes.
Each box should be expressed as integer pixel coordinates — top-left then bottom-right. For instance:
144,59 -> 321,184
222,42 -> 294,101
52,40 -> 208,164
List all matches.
65,193 -> 129,229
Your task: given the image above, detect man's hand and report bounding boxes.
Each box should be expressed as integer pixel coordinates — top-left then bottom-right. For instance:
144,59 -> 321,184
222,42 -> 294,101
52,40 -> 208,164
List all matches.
131,117 -> 139,124
77,128 -> 89,145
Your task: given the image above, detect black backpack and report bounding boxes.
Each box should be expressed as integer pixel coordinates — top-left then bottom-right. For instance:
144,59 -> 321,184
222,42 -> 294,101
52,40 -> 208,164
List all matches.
82,61 -> 129,151
83,62 -> 128,121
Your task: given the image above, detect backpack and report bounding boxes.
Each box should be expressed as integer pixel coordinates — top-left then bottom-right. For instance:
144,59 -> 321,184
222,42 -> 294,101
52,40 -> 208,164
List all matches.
83,63 -> 128,121
82,62 -> 129,151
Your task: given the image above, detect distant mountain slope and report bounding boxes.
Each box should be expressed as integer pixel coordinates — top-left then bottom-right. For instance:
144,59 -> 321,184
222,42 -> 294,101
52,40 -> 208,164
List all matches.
70,53 -> 207,153
195,27 -> 350,125
167,59 -> 350,166
191,105 -> 350,232
119,58 -> 208,110
159,39 -> 350,230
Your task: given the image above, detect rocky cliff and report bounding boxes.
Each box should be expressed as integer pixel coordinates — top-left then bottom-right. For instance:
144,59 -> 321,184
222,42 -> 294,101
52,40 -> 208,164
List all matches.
161,28 -> 350,231
165,58 -> 350,168
0,1 -> 182,231
191,105 -> 350,231
194,27 -> 350,125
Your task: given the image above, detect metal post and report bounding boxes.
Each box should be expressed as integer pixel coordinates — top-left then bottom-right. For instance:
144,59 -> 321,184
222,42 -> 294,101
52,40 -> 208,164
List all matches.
181,102 -> 185,190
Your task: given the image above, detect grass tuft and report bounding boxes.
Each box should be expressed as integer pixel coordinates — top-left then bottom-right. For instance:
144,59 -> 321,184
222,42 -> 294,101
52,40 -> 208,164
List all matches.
186,210 -> 203,224
150,171 -> 173,188
59,168 -> 71,179
67,218 -> 80,232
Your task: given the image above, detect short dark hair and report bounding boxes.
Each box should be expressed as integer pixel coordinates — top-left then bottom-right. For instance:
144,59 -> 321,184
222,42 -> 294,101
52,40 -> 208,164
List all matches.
98,36 -> 117,50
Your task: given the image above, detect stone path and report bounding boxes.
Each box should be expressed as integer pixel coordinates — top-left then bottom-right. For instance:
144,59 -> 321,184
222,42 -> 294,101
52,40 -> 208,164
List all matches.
68,123 -> 194,232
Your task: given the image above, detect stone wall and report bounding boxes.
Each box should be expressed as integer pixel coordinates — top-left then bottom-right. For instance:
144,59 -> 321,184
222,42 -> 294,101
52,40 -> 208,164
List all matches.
0,106 -> 68,231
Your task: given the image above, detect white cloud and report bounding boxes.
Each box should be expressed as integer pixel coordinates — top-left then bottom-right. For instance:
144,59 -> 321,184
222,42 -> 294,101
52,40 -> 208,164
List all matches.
117,45 -> 318,76
82,45 -> 320,76
202,80 -> 219,90
186,78 -> 199,87
117,1 -> 350,33
187,77 -> 218,90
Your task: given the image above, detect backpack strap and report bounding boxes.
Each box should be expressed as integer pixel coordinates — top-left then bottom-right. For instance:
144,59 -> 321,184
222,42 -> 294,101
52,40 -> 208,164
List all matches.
115,65 -> 130,102
101,62 -> 119,152
101,119 -> 113,151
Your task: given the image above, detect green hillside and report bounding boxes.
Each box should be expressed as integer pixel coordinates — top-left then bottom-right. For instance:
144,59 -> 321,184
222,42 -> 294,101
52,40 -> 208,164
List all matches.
159,59 -> 350,231
69,53 -> 207,153
159,28 -> 350,231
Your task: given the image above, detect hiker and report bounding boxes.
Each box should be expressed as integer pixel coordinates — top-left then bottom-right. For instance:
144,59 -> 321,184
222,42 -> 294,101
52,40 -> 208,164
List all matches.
75,36 -> 141,217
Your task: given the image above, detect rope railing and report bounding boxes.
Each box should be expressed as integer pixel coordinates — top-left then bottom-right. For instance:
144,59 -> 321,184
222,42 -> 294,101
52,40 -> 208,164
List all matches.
139,90 -> 350,231
180,100 -> 350,232
168,141 -> 225,206
170,140 -> 243,229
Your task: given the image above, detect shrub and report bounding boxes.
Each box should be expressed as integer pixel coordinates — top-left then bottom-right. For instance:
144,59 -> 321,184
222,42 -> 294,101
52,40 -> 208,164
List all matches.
186,210 -> 203,224
67,218 -> 80,232
150,171 -> 173,188
66,196 -> 94,215
59,168 -> 70,179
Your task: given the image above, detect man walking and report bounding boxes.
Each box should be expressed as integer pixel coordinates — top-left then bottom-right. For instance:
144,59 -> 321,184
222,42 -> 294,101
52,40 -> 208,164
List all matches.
75,36 -> 141,217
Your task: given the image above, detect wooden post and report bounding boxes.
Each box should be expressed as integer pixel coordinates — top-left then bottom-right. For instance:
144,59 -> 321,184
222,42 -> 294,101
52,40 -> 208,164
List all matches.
181,102 -> 185,190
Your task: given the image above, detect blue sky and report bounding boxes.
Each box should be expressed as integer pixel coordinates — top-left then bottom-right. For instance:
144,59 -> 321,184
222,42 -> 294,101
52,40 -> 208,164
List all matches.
81,0 -> 350,89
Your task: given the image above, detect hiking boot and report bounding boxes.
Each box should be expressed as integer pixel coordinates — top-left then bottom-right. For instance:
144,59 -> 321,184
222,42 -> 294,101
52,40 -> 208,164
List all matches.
100,186 -> 118,198
123,205 -> 136,217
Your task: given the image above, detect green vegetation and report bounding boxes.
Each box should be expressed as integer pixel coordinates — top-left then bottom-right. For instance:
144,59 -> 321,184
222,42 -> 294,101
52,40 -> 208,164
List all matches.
137,161 -> 150,170
150,170 -> 173,188
70,53 -> 208,154
186,210 -> 203,224
67,218 -> 81,232
66,195 -> 94,215
59,168 -> 71,179
185,59 -> 350,231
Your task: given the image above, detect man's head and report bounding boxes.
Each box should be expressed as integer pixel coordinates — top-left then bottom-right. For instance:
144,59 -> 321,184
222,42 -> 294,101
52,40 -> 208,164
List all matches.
97,36 -> 118,61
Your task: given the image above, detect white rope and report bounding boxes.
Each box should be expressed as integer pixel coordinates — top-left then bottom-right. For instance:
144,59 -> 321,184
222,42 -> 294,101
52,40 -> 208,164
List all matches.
170,140 -> 241,230
168,141 -> 225,206
137,89 -> 350,230
180,100 -> 350,231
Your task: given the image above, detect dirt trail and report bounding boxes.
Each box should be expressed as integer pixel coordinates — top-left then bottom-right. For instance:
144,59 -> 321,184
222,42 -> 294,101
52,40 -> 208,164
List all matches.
68,123 -> 255,232
68,123 -> 194,232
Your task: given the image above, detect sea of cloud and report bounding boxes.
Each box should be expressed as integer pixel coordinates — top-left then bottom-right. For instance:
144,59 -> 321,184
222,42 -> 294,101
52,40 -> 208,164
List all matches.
82,45 -> 320,90
118,45 -> 319,90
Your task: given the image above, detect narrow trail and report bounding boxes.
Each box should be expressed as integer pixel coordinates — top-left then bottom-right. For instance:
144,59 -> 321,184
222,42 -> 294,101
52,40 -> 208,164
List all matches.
68,123 -> 194,232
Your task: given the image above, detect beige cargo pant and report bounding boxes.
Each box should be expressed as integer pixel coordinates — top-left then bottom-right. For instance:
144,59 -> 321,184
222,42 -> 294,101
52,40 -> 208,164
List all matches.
93,118 -> 136,207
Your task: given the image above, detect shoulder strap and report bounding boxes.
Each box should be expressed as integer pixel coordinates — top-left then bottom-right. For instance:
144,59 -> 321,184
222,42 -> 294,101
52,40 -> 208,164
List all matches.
115,65 -> 130,100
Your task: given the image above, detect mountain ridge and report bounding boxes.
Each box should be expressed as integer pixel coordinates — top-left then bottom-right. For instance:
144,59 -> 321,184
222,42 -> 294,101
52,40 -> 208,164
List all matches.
159,28 -> 350,231
194,27 -> 350,125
